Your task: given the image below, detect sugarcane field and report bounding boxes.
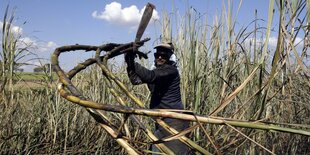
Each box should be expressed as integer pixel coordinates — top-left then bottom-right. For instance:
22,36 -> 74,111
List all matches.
0,0 -> 309,154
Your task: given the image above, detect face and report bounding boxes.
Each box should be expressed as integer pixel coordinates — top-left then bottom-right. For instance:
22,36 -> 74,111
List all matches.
154,47 -> 173,66
154,52 -> 169,66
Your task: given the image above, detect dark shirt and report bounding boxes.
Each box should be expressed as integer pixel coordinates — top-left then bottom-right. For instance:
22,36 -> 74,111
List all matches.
127,62 -> 183,109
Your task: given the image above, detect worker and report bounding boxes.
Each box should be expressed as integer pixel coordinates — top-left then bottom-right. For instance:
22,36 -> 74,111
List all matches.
125,42 -> 190,154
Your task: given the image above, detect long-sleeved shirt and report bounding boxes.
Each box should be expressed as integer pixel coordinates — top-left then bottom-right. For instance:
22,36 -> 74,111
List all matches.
127,62 -> 183,109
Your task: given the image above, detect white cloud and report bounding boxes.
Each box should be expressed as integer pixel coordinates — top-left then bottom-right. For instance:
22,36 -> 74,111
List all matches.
268,37 -> 278,47
47,41 -> 57,48
18,40 -> 57,72
19,37 -> 37,47
268,36 -> 304,51
243,36 -> 304,50
92,2 -> 160,28
0,21 -> 23,35
0,21 -> 58,72
12,25 -> 23,35
17,37 -> 58,71
36,41 -> 58,53
17,37 -> 57,53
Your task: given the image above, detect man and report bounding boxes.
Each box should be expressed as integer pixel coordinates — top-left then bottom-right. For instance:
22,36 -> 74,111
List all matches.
125,43 -> 190,154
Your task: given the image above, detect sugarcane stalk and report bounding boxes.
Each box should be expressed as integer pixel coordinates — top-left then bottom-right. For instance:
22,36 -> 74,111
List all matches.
56,83 -> 310,136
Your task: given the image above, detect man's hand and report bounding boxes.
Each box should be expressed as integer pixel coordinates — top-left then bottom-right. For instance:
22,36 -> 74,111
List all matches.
124,52 -> 136,69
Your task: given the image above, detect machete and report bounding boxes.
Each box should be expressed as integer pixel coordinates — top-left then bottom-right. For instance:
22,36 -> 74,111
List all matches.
128,3 -> 155,59
135,3 -> 155,43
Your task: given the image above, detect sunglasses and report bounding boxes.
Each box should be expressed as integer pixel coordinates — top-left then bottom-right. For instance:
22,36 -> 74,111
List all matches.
154,53 -> 170,59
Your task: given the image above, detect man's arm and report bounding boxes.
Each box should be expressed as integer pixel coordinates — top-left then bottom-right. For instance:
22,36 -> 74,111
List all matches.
127,68 -> 143,85
125,53 -> 143,85
133,63 -> 178,83
125,53 -> 178,84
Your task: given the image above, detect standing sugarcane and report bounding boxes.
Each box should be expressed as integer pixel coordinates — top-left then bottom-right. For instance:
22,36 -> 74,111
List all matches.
51,2 -> 310,155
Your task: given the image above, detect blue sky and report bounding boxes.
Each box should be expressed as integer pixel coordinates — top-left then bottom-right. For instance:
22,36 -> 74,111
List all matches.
0,0 -> 294,72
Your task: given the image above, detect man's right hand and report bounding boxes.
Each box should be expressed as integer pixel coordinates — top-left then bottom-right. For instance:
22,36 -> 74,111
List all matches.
124,52 -> 136,69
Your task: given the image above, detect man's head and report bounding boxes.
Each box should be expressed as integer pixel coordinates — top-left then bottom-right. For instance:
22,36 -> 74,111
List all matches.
154,43 -> 174,66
